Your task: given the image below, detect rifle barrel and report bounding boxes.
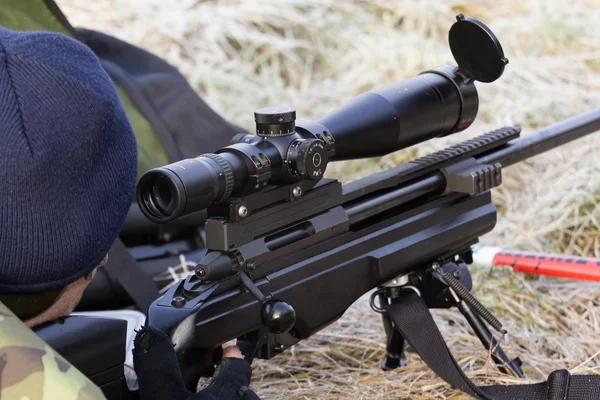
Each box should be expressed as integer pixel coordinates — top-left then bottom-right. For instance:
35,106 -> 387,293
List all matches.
346,175 -> 445,225
345,108 -> 600,226
477,108 -> 600,167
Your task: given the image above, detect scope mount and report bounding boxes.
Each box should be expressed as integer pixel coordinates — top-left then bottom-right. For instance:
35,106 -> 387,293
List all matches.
449,14 -> 508,83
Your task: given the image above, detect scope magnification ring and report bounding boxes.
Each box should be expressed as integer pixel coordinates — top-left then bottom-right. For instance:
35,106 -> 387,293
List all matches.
200,153 -> 235,200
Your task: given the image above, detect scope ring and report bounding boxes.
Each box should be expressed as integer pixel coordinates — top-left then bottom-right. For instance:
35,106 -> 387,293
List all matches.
200,153 -> 235,200
369,289 -> 387,314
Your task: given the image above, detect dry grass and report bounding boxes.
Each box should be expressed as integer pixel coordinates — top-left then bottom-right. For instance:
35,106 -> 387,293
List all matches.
56,0 -> 600,398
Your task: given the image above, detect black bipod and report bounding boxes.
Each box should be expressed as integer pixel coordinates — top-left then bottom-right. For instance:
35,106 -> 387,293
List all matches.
370,258 -> 523,378
376,291 -> 407,370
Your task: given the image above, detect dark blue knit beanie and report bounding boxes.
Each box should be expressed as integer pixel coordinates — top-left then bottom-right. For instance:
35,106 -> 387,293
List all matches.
0,28 -> 137,294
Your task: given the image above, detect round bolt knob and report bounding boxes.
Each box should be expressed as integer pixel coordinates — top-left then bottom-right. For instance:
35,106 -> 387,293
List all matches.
254,106 -> 296,137
260,298 -> 296,334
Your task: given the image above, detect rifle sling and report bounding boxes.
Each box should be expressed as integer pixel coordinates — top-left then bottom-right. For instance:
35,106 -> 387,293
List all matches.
103,239 -> 159,313
386,291 -> 600,400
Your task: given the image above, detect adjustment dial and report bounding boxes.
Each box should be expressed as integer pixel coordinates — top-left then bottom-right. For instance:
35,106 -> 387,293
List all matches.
287,139 -> 328,180
254,106 -> 296,137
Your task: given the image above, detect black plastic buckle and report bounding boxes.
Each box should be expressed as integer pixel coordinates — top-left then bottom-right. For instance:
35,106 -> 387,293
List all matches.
546,369 -> 571,400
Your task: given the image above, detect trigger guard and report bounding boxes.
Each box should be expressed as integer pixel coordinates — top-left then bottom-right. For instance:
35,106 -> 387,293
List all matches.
236,339 -> 259,364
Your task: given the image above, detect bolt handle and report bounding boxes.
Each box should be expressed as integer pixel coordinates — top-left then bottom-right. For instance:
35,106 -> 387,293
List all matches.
260,298 -> 296,334
238,272 -> 296,334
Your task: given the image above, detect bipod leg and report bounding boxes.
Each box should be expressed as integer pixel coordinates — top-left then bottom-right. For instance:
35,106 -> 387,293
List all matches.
428,261 -> 524,377
375,292 -> 407,371
456,299 -> 523,377
381,324 -> 407,371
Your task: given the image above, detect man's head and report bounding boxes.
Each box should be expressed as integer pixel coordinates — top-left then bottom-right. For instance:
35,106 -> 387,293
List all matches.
0,28 -> 138,326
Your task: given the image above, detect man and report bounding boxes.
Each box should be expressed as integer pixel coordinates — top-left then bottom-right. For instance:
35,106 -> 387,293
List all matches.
0,27 -> 257,399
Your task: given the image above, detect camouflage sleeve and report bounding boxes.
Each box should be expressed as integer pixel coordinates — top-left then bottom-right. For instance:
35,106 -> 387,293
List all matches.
0,301 -> 106,400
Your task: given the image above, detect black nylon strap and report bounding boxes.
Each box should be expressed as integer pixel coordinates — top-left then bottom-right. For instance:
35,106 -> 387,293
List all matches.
103,239 -> 159,313
386,291 -> 600,400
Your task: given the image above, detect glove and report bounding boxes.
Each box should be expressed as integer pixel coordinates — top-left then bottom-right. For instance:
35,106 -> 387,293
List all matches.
133,326 -> 260,400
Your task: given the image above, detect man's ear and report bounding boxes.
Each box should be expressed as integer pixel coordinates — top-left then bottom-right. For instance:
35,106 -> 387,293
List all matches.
98,254 -> 109,268
85,257 -> 106,281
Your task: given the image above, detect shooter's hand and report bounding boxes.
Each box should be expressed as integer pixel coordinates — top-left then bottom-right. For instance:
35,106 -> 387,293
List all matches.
133,327 -> 260,399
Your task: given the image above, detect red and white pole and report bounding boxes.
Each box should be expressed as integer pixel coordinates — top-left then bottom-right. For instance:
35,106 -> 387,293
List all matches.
472,246 -> 600,282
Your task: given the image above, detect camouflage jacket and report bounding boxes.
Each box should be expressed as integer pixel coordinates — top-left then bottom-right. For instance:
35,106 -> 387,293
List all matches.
0,302 -> 106,400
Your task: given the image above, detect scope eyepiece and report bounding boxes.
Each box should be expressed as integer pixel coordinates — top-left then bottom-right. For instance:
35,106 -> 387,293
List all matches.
138,170 -> 183,221
137,154 -> 236,223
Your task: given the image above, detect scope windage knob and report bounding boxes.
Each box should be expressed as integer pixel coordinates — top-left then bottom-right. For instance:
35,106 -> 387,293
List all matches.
254,106 -> 296,137
287,139 -> 328,180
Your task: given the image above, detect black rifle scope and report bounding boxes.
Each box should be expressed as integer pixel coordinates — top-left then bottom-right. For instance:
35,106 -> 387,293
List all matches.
137,15 -> 508,224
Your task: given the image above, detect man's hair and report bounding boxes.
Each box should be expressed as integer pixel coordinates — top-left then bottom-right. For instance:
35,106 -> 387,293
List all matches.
0,28 -> 137,302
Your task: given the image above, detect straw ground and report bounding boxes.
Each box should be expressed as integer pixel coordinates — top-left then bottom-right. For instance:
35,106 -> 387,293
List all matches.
57,1 -> 600,398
